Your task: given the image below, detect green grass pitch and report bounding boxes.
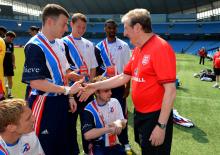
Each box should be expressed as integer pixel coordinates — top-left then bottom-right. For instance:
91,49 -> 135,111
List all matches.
12,48 -> 220,155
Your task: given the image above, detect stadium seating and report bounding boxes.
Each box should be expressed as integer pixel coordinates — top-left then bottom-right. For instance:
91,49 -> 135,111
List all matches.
169,23 -> 199,34
0,19 -> 41,32
1,18 -> 220,53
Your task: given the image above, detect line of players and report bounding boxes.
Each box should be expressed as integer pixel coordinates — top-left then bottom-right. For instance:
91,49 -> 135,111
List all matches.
1,4 -> 132,155
1,3 -> 177,155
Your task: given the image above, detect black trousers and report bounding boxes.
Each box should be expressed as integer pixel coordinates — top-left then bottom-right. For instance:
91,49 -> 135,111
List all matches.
92,144 -> 126,155
134,110 -> 173,155
68,95 -> 94,154
199,56 -> 205,65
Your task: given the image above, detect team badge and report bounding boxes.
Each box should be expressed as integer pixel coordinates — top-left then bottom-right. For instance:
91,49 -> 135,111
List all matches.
142,55 -> 150,65
134,68 -> 138,76
86,44 -> 89,48
23,143 -> 30,153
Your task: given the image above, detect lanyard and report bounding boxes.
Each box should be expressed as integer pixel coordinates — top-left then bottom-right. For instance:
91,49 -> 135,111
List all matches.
0,137 -> 9,155
103,39 -> 116,66
92,100 -> 110,127
37,33 -> 66,85
67,35 -> 88,68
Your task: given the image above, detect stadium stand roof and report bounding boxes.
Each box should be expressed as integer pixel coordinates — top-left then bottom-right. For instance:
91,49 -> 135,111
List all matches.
12,0 -> 219,14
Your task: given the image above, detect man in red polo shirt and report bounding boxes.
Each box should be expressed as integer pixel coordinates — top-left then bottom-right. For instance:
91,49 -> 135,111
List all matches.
212,48 -> 220,88
80,8 -> 176,155
198,47 -> 207,65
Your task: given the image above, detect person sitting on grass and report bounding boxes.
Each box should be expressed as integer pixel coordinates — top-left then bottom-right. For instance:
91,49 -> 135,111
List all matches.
0,99 -> 44,155
81,76 -> 127,155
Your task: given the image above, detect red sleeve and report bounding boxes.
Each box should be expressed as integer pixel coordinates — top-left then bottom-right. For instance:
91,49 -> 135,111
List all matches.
152,42 -> 176,84
213,54 -> 216,66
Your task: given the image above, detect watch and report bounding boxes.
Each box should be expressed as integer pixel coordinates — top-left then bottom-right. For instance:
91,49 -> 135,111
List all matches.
157,122 -> 166,129
63,86 -> 71,95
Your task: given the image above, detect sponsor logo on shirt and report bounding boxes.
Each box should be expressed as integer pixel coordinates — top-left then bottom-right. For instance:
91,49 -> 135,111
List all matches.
6,48 -> 11,53
58,44 -> 65,53
142,55 -> 150,65
132,68 -> 145,82
132,77 -> 146,82
41,129 -> 49,135
24,66 -> 40,73
61,47 -> 65,52
110,107 -> 114,113
118,46 -> 122,50
23,143 -> 30,153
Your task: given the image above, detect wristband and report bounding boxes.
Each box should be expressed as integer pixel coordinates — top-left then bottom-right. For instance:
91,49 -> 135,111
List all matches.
63,86 -> 71,95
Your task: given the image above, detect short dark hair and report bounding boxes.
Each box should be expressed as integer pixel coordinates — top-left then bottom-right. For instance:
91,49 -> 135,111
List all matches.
29,26 -> 40,31
42,4 -> 69,25
6,31 -> 16,38
71,13 -> 87,23
0,26 -> 7,34
104,19 -> 117,27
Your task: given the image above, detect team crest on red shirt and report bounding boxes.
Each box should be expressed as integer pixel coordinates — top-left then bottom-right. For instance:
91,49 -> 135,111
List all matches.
142,55 -> 150,65
134,68 -> 138,76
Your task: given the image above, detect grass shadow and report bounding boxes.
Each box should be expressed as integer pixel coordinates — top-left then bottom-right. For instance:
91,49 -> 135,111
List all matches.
174,124 -> 209,143
127,110 -> 134,128
177,86 -> 189,92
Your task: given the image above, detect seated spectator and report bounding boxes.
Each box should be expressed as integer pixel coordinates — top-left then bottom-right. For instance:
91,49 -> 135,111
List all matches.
81,76 -> 127,155
0,99 -> 45,155
200,69 -> 215,81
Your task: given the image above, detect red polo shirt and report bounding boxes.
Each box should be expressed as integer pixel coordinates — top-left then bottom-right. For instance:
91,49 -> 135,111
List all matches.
213,51 -> 220,68
124,35 -> 176,113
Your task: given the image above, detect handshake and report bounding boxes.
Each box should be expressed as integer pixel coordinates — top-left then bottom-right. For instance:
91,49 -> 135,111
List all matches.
62,78 -> 84,95
63,71 -> 96,100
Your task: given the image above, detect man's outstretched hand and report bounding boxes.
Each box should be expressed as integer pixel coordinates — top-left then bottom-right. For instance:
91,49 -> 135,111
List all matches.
78,83 -> 96,102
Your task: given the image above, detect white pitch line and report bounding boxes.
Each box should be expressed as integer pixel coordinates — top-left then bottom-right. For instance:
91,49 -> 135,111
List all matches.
176,95 -> 219,102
